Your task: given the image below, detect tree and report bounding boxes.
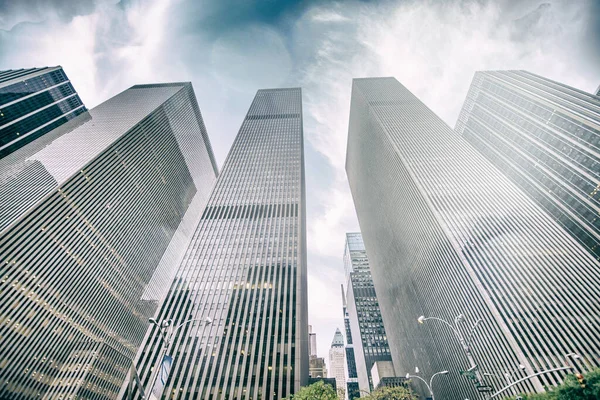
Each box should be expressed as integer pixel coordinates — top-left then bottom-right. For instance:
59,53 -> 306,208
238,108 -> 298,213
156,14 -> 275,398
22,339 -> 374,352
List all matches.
504,369 -> 600,400
283,381 -> 338,400
362,386 -> 417,400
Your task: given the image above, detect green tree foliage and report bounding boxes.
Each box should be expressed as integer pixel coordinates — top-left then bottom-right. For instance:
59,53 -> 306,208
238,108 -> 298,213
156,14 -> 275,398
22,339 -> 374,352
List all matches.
362,385 -> 417,400
283,381 -> 338,400
504,369 -> 600,400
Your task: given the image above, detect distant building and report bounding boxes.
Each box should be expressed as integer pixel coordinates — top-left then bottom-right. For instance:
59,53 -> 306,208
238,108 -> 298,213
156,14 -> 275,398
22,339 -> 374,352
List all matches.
596,84 -> 600,96
309,325 -> 328,378
457,70 -> 600,261
343,233 -> 392,394
0,66 -> 87,158
329,328 -> 346,400
370,361 -> 407,390
342,285 -> 360,400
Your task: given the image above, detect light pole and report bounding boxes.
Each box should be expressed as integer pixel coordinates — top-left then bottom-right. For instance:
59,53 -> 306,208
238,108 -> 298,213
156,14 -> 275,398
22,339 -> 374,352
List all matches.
405,368 -> 448,400
145,316 -> 212,398
417,314 -> 486,389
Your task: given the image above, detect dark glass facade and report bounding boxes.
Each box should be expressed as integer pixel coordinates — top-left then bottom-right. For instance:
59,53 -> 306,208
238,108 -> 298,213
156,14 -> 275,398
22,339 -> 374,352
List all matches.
343,233 -> 392,394
0,83 -> 218,399
128,88 -> 308,399
342,285 -> 360,400
456,70 -> 600,261
346,77 -> 600,399
0,67 -> 87,158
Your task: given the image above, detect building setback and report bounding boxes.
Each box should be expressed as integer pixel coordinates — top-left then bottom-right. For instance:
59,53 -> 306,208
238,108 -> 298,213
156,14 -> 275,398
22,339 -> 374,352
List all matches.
128,88 -> 308,399
341,286 -> 360,400
456,70 -> 600,261
328,329 -> 346,400
0,67 -> 87,159
346,77 -> 600,399
0,82 -> 218,399
343,232 -> 392,395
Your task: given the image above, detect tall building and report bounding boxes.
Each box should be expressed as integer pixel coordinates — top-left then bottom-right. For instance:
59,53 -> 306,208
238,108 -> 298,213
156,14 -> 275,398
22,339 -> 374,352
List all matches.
329,329 -> 346,400
343,232 -> 392,394
0,82 -> 218,399
341,286 -> 360,400
127,88 -> 308,399
595,84 -> 600,97
0,66 -> 87,159
346,77 -> 600,399
309,325 -> 327,378
456,70 -> 600,261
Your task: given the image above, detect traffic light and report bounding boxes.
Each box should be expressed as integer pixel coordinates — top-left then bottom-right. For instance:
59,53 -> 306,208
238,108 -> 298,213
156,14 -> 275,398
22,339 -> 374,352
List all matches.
575,373 -> 586,388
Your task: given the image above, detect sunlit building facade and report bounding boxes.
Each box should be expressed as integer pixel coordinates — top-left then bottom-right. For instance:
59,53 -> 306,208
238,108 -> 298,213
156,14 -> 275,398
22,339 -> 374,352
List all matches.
0,82 -> 218,399
457,70 -> 600,261
329,329 -> 346,400
0,67 -> 87,159
343,232 -> 392,395
346,77 -> 600,399
128,88 -> 308,399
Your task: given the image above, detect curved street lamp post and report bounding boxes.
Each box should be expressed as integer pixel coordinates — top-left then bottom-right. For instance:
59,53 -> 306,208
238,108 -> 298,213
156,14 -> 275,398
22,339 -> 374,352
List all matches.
405,369 -> 448,400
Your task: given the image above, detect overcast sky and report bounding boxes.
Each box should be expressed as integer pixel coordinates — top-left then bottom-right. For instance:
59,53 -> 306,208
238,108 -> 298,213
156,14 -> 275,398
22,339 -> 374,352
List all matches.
1,0 -> 598,365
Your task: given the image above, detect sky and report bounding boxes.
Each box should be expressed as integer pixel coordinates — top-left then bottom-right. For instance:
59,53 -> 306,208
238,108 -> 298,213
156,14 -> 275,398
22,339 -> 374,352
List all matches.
1,0 -> 599,366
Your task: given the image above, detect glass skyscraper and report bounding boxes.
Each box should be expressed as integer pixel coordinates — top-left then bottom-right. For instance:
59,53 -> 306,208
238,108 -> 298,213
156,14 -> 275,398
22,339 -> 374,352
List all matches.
0,82 -> 218,399
456,70 -> 600,261
0,66 -> 87,159
346,77 -> 600,399
342,233 -> 392,395
128,88 -> 308,399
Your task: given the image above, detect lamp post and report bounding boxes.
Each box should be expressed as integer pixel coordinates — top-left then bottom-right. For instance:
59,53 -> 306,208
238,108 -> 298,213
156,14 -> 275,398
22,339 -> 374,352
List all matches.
417,314 -> 486,389
145,316 -> 212,398
405,368 -> 448,400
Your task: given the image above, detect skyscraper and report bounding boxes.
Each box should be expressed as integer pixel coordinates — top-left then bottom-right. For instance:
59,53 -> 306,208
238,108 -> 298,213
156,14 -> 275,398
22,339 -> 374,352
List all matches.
343,232 -> 392,394
341,286 -> 360,400
595,84 -> 600,97
0,82 -> 218,400
128,88 -> 308,399
456,70 -> 600,261
346,77 -> 600,399
328,328 -> 346,400
0,66 -> 87,159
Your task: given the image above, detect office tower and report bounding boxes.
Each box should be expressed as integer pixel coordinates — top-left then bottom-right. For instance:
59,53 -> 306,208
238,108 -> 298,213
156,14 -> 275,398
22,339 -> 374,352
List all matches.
0,66 -> 87,159
343,232 -> 392,394
0,82 -> 218,400
346,77 -> 600,399
128,88 -> 308,399
308,326 -> 328,378
328,329 -> 346,400
341,286 -> 360,400
456,70 -> 600,261
596,84 -> 600,96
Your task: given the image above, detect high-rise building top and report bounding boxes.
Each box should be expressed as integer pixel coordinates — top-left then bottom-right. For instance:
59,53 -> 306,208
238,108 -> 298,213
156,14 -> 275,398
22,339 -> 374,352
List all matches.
0,82 -> 218,399
0,66 -> 87,159
343,232 -> 392,394
595,84 -> 600,96
127,87 -> 308,400
346,77 -> 600,399
456,70 -> 600,261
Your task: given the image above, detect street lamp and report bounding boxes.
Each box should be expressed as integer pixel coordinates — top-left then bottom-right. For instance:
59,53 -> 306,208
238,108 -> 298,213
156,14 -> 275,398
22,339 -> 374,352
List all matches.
405,368 -> 448,400
417,314 -> 485,387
